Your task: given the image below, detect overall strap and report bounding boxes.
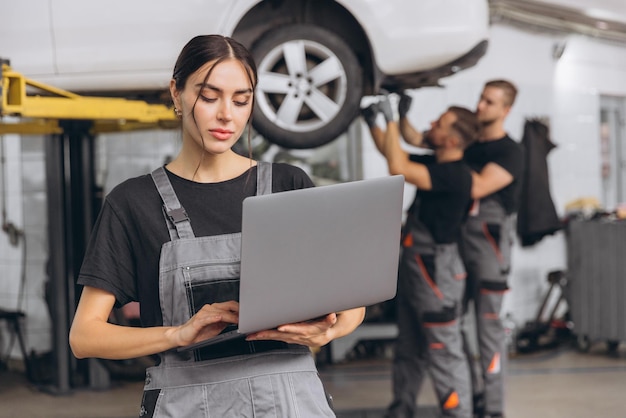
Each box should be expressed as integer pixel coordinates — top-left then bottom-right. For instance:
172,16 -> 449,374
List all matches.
256,161 -> 272,196
150,167 -> 195,240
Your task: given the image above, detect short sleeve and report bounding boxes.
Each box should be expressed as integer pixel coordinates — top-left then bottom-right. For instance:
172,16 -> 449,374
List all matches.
271,163 -> 316,191
77,199 -> 137,307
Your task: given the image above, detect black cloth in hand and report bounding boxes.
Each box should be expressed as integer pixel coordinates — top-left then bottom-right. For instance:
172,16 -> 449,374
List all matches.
360,103 -> 379,128
398,92 -> 413,118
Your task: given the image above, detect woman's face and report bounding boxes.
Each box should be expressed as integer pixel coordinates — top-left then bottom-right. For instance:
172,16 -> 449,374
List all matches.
172,58 -> 254,155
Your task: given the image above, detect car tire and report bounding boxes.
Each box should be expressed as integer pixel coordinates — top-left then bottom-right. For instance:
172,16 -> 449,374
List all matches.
251,24 -> 363,149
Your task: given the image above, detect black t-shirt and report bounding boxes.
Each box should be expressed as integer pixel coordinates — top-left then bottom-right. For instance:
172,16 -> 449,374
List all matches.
408,155 -> 473,244
463,135 -> 524,214
77,163 -> 315,327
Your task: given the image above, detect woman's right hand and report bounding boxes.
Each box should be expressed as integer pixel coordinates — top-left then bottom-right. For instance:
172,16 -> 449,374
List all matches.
171,301 -> 240,347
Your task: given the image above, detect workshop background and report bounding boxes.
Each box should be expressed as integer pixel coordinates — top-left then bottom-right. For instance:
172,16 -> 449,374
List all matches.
1,0 -> 626,416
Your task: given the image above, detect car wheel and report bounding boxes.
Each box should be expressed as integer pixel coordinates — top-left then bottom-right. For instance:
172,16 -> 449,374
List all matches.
251,24 -> 363,149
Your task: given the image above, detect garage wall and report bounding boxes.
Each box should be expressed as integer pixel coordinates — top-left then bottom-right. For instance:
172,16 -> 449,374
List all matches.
362,22 -> 626,326
0,135 -> 24,313
0,134 -> 51,362
0,130 -> 179,361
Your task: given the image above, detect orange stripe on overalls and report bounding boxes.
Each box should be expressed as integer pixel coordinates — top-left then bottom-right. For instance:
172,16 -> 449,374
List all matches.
415,254 -> 443,300
487,352 -> 501,374
443,391 -> 460,410
403,232 -> 413,247
482,222 -> 504,263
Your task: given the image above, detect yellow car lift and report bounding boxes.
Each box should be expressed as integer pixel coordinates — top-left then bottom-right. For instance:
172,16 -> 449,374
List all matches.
0,60 -> 179,134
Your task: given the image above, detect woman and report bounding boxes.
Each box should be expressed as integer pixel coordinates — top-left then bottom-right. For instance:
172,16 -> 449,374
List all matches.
69,34 -> 365,417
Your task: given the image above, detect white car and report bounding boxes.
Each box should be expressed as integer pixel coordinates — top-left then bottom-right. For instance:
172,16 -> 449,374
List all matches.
2,0 -> 489,148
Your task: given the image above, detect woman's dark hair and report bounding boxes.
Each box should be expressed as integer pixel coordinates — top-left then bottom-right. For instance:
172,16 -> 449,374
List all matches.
448,106 -> 481,149
173,34 -> 257,94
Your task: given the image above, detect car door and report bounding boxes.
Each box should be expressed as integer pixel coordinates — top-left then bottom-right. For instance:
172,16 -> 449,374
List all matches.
50,0 -> 241,90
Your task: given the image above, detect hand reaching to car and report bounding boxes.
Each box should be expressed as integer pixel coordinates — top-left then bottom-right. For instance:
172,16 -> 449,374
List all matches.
398,92 -> 413,119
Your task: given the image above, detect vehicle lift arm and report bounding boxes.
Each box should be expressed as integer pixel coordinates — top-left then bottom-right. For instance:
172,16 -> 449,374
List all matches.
0,61 -> 178,134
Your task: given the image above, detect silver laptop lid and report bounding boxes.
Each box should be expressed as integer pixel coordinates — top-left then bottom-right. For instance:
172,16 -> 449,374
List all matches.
237,175 -> 404,334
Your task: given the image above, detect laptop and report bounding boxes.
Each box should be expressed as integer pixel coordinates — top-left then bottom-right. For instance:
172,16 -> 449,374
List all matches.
178,174 -> 404,352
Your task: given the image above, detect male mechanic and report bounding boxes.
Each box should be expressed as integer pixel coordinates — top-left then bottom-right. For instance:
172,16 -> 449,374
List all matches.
397,80 -> 523,418
362,95 -> 480,418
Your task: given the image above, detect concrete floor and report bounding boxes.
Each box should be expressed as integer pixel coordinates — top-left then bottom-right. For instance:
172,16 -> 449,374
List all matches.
0,340 -> 625,418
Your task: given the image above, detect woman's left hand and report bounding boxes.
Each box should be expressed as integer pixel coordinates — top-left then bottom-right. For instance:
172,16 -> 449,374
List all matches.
246,313 -> 338,348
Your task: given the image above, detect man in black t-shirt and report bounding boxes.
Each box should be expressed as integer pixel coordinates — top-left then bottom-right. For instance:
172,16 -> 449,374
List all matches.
362,97 -> 480,418
457,80 -> 522,418
396,80 -> 522,418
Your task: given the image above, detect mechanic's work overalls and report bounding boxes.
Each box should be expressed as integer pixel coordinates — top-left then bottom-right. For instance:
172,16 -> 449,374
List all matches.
139,163 -> 335,418
389,209 -> 471,418
459,198 -> 514,415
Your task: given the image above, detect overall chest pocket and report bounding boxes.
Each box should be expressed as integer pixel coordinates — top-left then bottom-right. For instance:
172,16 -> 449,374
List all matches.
182,262 -> 241,317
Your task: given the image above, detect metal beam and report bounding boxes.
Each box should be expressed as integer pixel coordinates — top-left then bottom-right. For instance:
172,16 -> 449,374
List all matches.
44,129 -> 72,395
1,63 -> 179,134
44,120 -> 110,393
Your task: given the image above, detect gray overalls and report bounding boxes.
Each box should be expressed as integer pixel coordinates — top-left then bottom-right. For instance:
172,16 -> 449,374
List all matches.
459,198 -> 514,416
388,210 -> 471,418
138,163 -> 335,418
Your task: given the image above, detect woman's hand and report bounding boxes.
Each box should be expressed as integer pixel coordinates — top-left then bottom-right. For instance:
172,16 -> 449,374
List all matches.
247,307 -> 365,348
170,301 -> 240,347
246,312 -> 338,348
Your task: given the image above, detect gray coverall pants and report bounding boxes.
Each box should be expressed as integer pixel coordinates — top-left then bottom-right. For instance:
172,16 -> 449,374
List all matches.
387,219 -> 471,418
459,198 -> 514,416
138,163 -> 335,418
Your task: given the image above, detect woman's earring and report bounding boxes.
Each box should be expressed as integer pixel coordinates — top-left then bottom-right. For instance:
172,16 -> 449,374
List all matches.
174,107 -> 182,116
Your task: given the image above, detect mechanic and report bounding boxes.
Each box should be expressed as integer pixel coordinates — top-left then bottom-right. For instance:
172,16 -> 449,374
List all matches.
362,94 -> 480,418
396,80 -> 523,418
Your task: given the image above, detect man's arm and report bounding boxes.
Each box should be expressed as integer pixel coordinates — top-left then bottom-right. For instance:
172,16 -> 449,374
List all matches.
361,103 -> 387,155
370,125 -> 387,155
471,162 -> 514,199
382,120 -> 432,190
398,92 -> 424,147
367,94 -> 431,190
399,117 -> 424,147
